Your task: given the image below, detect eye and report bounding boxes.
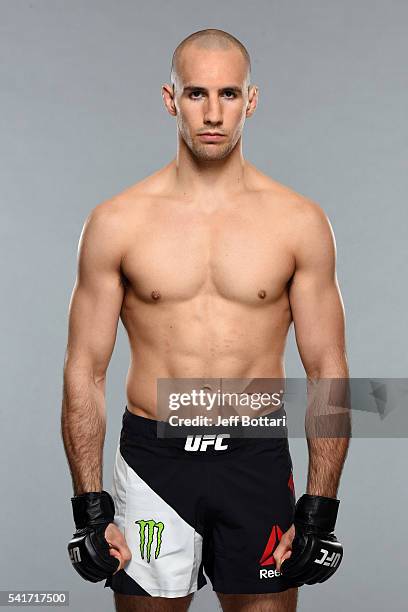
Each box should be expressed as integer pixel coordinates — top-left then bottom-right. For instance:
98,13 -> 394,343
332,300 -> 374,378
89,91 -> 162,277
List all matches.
223,90 -> 237,99
190,91 -> 204,100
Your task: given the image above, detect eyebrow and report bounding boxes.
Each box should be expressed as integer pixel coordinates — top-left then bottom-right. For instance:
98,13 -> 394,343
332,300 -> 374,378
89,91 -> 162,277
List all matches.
183,85 -> 242,94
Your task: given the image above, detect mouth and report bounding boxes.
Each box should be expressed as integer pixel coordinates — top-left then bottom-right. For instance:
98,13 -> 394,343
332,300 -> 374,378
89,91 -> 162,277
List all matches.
198,133 -> 226,142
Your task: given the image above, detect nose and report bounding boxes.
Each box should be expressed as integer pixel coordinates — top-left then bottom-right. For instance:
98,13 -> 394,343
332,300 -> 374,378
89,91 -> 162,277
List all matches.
203,93 -> 223,126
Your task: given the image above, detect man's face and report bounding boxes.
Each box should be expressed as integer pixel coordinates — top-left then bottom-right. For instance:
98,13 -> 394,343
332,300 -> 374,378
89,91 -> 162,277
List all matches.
170,45 -> 254,161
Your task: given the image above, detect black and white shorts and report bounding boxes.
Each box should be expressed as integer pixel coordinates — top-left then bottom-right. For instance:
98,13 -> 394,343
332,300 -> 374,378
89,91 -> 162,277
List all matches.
105,407 -> 297,597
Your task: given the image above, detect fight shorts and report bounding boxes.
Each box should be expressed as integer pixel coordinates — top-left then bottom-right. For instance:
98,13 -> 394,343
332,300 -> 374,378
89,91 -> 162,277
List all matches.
105,406 -> 297,597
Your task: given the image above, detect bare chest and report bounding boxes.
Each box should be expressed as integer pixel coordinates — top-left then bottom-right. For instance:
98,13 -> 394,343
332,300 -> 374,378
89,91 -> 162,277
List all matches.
121,203 -> 295,306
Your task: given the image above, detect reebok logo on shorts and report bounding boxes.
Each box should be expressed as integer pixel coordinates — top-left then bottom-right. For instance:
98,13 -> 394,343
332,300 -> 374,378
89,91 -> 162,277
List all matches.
259,524 -> 283,578
136,519 -> 165,563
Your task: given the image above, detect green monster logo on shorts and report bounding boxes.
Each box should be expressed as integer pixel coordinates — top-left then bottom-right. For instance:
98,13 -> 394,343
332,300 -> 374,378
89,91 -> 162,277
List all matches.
136,519 -> 165,563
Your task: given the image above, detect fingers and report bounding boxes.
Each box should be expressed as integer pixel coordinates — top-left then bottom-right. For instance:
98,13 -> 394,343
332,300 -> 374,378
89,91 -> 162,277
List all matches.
109,547 -> 128,573
104,523 -> 132,572
273,542 -> 291,572
273,524 -> 295,572
278,550 -> 292,572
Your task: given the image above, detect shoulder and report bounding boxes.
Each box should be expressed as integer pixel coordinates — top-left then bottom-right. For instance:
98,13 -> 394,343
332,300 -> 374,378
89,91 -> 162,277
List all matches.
251,168 -> 333,237
80,197 -> 129,255
78,188 -> 144,261
284,193 -> 333,238
276,193 -> 336,264
85,168 -> 167,232
79,169 -> 170,265
247,166 -> 336,260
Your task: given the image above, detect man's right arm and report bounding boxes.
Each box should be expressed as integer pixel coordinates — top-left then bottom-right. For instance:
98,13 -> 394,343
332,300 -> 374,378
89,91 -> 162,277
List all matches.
61,202 -> 125,495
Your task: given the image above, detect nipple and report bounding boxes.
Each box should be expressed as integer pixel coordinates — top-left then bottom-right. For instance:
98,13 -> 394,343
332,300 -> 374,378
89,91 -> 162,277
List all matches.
151,290 -> 161,301
258,289 -> 267,300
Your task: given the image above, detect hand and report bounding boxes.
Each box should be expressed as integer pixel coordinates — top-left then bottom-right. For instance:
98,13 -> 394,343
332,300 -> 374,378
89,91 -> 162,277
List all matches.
273,524 -> 295,572
68,490 -> 123,583
104,522 -> 132,573
278,494 -> 343,586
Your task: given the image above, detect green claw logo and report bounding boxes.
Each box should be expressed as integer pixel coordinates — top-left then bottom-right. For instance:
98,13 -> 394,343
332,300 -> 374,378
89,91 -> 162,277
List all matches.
136,519 -> 165,563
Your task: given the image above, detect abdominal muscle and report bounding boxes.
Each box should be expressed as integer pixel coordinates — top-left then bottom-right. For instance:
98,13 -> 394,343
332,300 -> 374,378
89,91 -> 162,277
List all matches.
121,291 -> 292,420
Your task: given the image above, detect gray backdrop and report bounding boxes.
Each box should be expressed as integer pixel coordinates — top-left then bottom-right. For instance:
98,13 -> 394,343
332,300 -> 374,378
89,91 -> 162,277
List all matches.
1,1 -> 407,610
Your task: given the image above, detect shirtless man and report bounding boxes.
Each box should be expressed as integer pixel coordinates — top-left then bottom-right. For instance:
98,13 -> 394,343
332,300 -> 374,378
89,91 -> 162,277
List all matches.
62,29 -> 349,612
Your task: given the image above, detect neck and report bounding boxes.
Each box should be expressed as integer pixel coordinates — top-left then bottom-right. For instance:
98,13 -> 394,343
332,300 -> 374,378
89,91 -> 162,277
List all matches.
171,133 -> 248,198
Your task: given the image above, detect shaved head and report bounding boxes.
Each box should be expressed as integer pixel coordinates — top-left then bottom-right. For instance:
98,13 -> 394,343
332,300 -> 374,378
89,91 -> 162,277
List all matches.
162,28 -> 257,163
171,28 -> 251,89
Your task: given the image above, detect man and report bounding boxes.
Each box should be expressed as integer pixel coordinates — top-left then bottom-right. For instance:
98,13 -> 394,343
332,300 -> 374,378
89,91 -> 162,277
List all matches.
62,28 -> 349,612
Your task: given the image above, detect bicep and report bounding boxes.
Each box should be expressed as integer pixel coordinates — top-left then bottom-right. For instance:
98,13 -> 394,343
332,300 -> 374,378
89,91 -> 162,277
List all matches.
65,207 -> 125,379
288,204 -> 346,375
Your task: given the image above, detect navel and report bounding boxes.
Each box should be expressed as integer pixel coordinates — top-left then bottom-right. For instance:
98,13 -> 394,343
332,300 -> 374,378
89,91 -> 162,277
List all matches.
151,290 -> 161,301
258,289 -> 267,300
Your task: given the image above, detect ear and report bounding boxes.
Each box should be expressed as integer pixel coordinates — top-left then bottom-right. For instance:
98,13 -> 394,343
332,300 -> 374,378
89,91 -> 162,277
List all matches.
162,83 -> 177,116
246,85 -> 259,117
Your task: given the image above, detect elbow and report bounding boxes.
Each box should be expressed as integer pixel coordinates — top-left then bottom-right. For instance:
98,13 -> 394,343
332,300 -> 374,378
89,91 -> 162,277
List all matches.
63,357 -> 107,392
304,347 -> 349,380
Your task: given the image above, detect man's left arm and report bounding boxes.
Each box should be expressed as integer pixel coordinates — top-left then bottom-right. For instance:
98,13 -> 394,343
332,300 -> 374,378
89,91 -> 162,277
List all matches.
288,200 -> 350,498
273,201 -> 350,583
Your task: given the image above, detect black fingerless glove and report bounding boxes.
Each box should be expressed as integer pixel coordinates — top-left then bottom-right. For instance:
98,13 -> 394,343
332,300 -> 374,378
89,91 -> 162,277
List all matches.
280,494 -> 343,585
68,490 -> 120,583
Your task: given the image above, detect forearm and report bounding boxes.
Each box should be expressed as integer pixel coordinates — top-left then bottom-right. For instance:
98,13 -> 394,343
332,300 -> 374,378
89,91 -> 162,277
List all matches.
306,435 -> 350,497
305,355 -> 351,498
61,367 -> 107,495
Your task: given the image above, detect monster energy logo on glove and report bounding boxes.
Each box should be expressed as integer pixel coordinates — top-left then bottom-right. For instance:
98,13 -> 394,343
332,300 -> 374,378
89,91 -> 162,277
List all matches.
136,519 -> 165,563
